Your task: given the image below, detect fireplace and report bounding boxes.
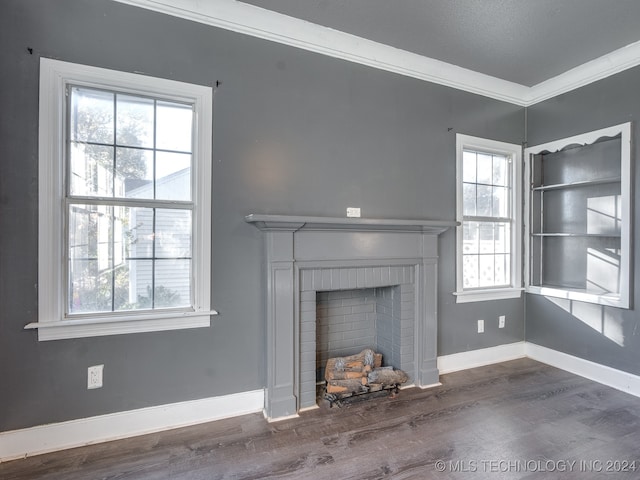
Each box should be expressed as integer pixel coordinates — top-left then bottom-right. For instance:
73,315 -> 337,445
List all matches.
246,214 -> 456,420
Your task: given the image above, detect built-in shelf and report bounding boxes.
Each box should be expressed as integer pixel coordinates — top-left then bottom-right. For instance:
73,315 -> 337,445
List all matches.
531,233 -> 621,238
531,176 -> 621,192
524,122 -> 631,308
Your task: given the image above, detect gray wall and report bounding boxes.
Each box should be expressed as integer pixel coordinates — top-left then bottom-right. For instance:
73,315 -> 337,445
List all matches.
525,65 -> 640,376
0,0 -> 524,432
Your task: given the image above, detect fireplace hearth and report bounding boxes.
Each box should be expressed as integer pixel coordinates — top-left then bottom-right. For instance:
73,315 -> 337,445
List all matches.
246,214 -> 456,420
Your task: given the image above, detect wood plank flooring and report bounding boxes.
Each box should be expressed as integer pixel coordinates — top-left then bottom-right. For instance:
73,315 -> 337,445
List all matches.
2,358 -> 640,479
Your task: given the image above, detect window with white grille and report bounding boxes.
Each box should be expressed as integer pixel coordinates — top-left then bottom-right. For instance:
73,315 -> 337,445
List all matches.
31,58 -> 215,340
455,134 -> 522,303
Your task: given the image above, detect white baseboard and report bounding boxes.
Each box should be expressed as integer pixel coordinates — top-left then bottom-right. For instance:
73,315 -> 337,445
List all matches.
437,341 -> 526,374
525,343 -> 640,398
5,342 -> 640,463
0,389 -> 264,463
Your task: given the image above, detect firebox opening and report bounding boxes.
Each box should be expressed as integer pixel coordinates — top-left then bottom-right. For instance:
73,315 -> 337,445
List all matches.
315,286 -> 403,386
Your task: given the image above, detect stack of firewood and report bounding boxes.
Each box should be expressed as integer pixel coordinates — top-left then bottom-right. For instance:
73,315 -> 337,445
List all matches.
324,348 -> 408,395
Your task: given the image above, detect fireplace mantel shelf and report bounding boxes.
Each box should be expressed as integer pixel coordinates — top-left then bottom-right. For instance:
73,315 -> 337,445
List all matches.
245,214 -> 458,234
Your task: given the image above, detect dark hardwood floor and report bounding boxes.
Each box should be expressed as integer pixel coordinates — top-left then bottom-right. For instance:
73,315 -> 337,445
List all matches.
3,358 -> 640,479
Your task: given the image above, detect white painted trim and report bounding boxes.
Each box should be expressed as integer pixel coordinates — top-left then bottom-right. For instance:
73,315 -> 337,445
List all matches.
35,58 -> 215,341
525,343 -> 640,398
523,122 -> 631,309
113,0 -> 640,107
454,288 -> 523,303
0,389 -> 264,463
417,382 -> 442,390
5,343 -> 640,462
454,135 -> 523,299
526,40 -> 640,106
437,341 -> 526,374
24,312 -> 216,341
112,0 -> 527,105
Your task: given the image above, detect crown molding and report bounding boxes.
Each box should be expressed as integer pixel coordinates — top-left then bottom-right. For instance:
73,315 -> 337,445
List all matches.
113,0 -> 640,107
525,39 -> 640,106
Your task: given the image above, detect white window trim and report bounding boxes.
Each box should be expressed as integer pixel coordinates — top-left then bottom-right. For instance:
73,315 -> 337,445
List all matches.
454,134 -> 523,303
27,58 -> 217,341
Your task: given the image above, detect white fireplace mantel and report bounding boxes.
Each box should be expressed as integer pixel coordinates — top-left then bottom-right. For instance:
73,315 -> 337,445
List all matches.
246,214 -> 457,420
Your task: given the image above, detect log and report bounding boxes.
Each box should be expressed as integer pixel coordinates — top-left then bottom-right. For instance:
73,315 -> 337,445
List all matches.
325,369 -> 365,381
326,379 -> 368,394
374,353 -> 383,368
333,349 -> 376,367
324,358 -> 366,382
367,367 -> 409,385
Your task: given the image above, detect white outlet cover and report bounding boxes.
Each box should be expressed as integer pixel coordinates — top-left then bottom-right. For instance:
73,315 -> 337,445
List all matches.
477,319 -> 485,333
88,364 -> 104,389
499,315 -> 506,328
346,207 -> 361,218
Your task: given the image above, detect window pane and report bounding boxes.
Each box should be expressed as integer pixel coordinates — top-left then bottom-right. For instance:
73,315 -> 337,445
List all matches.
463,255 -> 479,288
126,207 -> 154,259
495,223 -> 511,254
116,147 -> 153,198
476,185 -> 492,216
155,259 -> 191,308
463,222 -> 479,254
493,155 -> 508,186
479,223 -> 494,253
70,143 -> 114,197
155,209 -> 192,258
116,94 -> 154,148
69,260 -> 113,314
68,204 -> 113,314
156,152 -> 191,201
70,87 -> 114,144
64,85 -> 201,319
117,259 -> 153,310
477,153 -> 492,184
479,255 -> 495,287
494,254 -> 510,286
492,186 -> 508,218
156,101 -> 193,152
69,204 -> 107,261
462,151 -> 476,183
463,184 -> 476,216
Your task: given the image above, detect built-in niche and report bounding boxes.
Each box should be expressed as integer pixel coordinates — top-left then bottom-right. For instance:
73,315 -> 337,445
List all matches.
524,122 -> 632,308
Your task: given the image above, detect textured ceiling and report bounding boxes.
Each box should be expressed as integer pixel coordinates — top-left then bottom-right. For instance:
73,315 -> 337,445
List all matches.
238,0 -> 640,86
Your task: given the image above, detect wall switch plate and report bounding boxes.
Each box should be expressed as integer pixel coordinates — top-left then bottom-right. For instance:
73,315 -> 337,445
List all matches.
88,365 -> 104,389
346,207 -> 361,218
477,319 -> 485,333
499,315 -> 506,328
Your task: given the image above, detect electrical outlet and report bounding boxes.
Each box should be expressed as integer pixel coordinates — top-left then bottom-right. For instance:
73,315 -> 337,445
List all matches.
346,207 -> 361,218
499,315 -> 506,328
88,365 -> 104,389
477,319 -> 484,333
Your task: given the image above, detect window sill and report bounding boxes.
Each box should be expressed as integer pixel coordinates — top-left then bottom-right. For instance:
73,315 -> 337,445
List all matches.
454,288 -> 523,303
25,310 -> 218,341
527,285 -> 629,309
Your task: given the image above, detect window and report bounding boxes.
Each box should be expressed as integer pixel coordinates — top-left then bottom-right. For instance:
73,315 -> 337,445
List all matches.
524,123 -> 631,308
29,58 -> 215,340
455,135 -> 522,303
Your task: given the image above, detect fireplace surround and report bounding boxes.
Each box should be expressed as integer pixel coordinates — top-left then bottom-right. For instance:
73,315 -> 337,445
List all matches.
246,214 -> 456,420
